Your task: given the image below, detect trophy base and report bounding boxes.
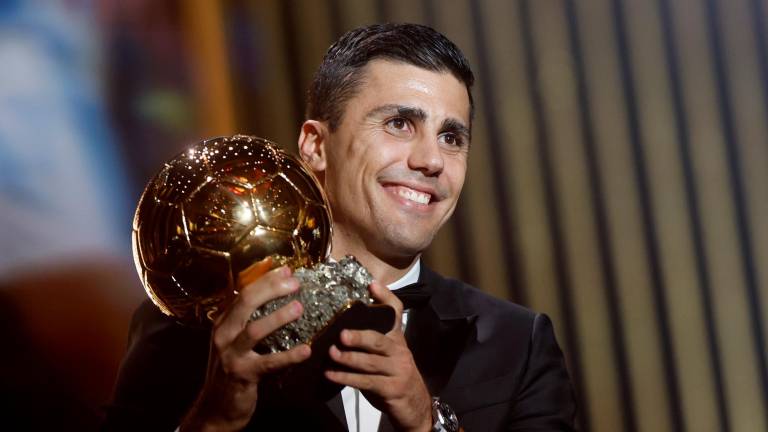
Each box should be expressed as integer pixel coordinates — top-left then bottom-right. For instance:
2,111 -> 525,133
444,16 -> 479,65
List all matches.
273,301 -> 396,401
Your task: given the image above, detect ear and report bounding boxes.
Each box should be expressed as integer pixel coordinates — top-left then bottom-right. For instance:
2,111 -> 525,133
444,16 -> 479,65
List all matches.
298,120 -> 329,172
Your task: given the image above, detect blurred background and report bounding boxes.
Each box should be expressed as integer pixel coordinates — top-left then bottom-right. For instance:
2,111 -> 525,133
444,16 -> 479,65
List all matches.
0,0 -> 766,430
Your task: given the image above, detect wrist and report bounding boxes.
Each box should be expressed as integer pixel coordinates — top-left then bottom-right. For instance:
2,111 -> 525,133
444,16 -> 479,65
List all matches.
180,383 -> 257,432
395,391 -> 433,432
180,403 -> 252,432
416,405 -> 435,432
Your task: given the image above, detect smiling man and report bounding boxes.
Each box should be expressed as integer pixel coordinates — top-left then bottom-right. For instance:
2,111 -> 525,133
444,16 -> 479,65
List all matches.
105,24 -> 577,431
300,59 -> 470,282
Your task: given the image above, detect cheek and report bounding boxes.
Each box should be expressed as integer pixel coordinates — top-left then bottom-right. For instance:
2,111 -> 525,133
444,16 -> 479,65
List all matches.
446,159 -> 468,192
340,128 -> 381,159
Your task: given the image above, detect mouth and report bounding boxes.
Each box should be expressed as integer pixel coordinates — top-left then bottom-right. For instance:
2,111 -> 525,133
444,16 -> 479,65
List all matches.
383,183 -> 436,206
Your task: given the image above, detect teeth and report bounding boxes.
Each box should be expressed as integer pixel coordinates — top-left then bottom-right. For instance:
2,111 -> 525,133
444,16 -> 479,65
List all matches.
397,187 -> 431,204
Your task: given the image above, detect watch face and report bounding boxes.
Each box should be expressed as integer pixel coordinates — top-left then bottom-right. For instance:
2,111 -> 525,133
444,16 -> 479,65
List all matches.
433,398 -> 459,432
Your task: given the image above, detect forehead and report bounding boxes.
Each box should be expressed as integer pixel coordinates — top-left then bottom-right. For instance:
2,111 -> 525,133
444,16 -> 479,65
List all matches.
347,60 -> 471,123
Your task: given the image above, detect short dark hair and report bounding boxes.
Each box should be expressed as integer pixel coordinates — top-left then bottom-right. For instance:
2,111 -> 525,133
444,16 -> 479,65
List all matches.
306,23 -> 475,131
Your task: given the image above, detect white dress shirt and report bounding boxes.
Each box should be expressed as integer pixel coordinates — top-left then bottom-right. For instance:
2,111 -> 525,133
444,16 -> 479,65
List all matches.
341,260 -> 421,432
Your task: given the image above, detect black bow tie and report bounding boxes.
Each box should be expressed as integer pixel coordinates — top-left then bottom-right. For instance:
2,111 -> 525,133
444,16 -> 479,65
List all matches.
393,282 -> 431,310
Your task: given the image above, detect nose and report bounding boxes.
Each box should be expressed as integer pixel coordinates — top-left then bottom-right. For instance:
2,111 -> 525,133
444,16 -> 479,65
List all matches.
408,136 -> 444,176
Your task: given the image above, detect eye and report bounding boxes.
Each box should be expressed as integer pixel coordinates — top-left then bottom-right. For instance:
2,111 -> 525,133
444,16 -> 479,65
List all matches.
439,133 -> 464,147
384,117 -> 413,137
386,117 -> 408,130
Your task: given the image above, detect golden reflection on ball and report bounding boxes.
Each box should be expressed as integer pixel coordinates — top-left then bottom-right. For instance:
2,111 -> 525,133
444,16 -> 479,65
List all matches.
132,135 -> 331,325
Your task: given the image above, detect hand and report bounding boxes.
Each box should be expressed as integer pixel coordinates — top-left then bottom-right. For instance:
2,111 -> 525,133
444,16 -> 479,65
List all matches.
181,258 -> 312,431
325,281 -> 433,432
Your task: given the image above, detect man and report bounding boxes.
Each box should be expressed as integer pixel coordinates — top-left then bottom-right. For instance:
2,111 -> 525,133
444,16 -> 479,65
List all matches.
105,23 -> 576,431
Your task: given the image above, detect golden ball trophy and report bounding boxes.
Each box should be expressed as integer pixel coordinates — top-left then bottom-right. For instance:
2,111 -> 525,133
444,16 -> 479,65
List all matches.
132,134 -> 395,400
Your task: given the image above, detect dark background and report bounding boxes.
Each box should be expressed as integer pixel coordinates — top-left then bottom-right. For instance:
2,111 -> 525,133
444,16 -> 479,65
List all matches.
0,1 -> 766,431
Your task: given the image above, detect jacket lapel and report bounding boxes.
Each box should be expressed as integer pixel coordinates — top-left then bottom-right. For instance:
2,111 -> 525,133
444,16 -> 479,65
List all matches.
326,391 -> 348,429
413,265 -> 477,395
378,266 -> 477,432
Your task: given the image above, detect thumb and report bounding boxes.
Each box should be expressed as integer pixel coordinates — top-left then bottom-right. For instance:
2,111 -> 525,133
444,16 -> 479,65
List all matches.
368,280 -> 404,332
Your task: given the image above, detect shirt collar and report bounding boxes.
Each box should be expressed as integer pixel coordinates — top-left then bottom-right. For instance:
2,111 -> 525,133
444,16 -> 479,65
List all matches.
388,259 -> 420,290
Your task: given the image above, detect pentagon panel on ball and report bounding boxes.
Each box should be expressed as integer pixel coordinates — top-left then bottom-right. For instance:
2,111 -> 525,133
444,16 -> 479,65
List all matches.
132,135 -> 332,326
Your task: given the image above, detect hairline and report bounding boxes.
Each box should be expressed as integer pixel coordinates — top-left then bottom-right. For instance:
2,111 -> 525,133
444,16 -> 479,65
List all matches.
322,58 -> 474,132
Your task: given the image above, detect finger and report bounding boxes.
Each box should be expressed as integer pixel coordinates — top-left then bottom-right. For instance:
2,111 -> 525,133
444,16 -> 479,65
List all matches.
237,256 -> 275,290
229,266 -> 297,322
208,258 -> 276,324
339,329 -> 393,355
369,280 -> 403,312
237,344 -> 312,381
214,267 -> 298,346
324,369 -> 384,392
329,344 -> 392,375
230,300 -> 304,354
368,281 -> 403,331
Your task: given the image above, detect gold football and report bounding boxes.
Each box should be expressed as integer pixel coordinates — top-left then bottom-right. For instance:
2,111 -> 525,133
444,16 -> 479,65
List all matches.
131,135 -> 332,325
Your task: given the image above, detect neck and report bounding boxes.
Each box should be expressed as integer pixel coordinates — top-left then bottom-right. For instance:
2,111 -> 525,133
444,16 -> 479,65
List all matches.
330,234 -> 419,286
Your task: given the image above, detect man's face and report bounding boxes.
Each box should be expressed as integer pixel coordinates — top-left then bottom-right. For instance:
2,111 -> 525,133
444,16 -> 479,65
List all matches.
319,60 -> 471,262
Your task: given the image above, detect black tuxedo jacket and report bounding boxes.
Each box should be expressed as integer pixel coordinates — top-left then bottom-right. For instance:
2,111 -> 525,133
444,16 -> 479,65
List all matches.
103,266 -> 577,431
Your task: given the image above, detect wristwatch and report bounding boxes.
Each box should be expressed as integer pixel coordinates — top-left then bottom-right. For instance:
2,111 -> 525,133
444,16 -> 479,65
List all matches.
431,397 -> 459,432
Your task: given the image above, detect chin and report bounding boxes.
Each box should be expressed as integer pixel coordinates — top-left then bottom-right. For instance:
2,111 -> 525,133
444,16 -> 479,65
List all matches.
378,230 -> 435,258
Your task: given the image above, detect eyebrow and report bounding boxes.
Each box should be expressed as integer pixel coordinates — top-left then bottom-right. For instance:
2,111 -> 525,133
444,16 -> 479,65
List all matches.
365,104 -> 427,122
365,103 -> 471,140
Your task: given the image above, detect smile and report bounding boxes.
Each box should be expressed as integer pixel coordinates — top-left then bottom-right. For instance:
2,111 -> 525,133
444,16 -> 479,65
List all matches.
399,187 -> 430,204
391,185 -> 432,205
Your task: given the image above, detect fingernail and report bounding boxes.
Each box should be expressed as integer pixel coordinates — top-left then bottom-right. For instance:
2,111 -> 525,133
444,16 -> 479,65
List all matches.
291,301 -> 303,316
300,344 -> 311,357
282,277 -> 299,291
